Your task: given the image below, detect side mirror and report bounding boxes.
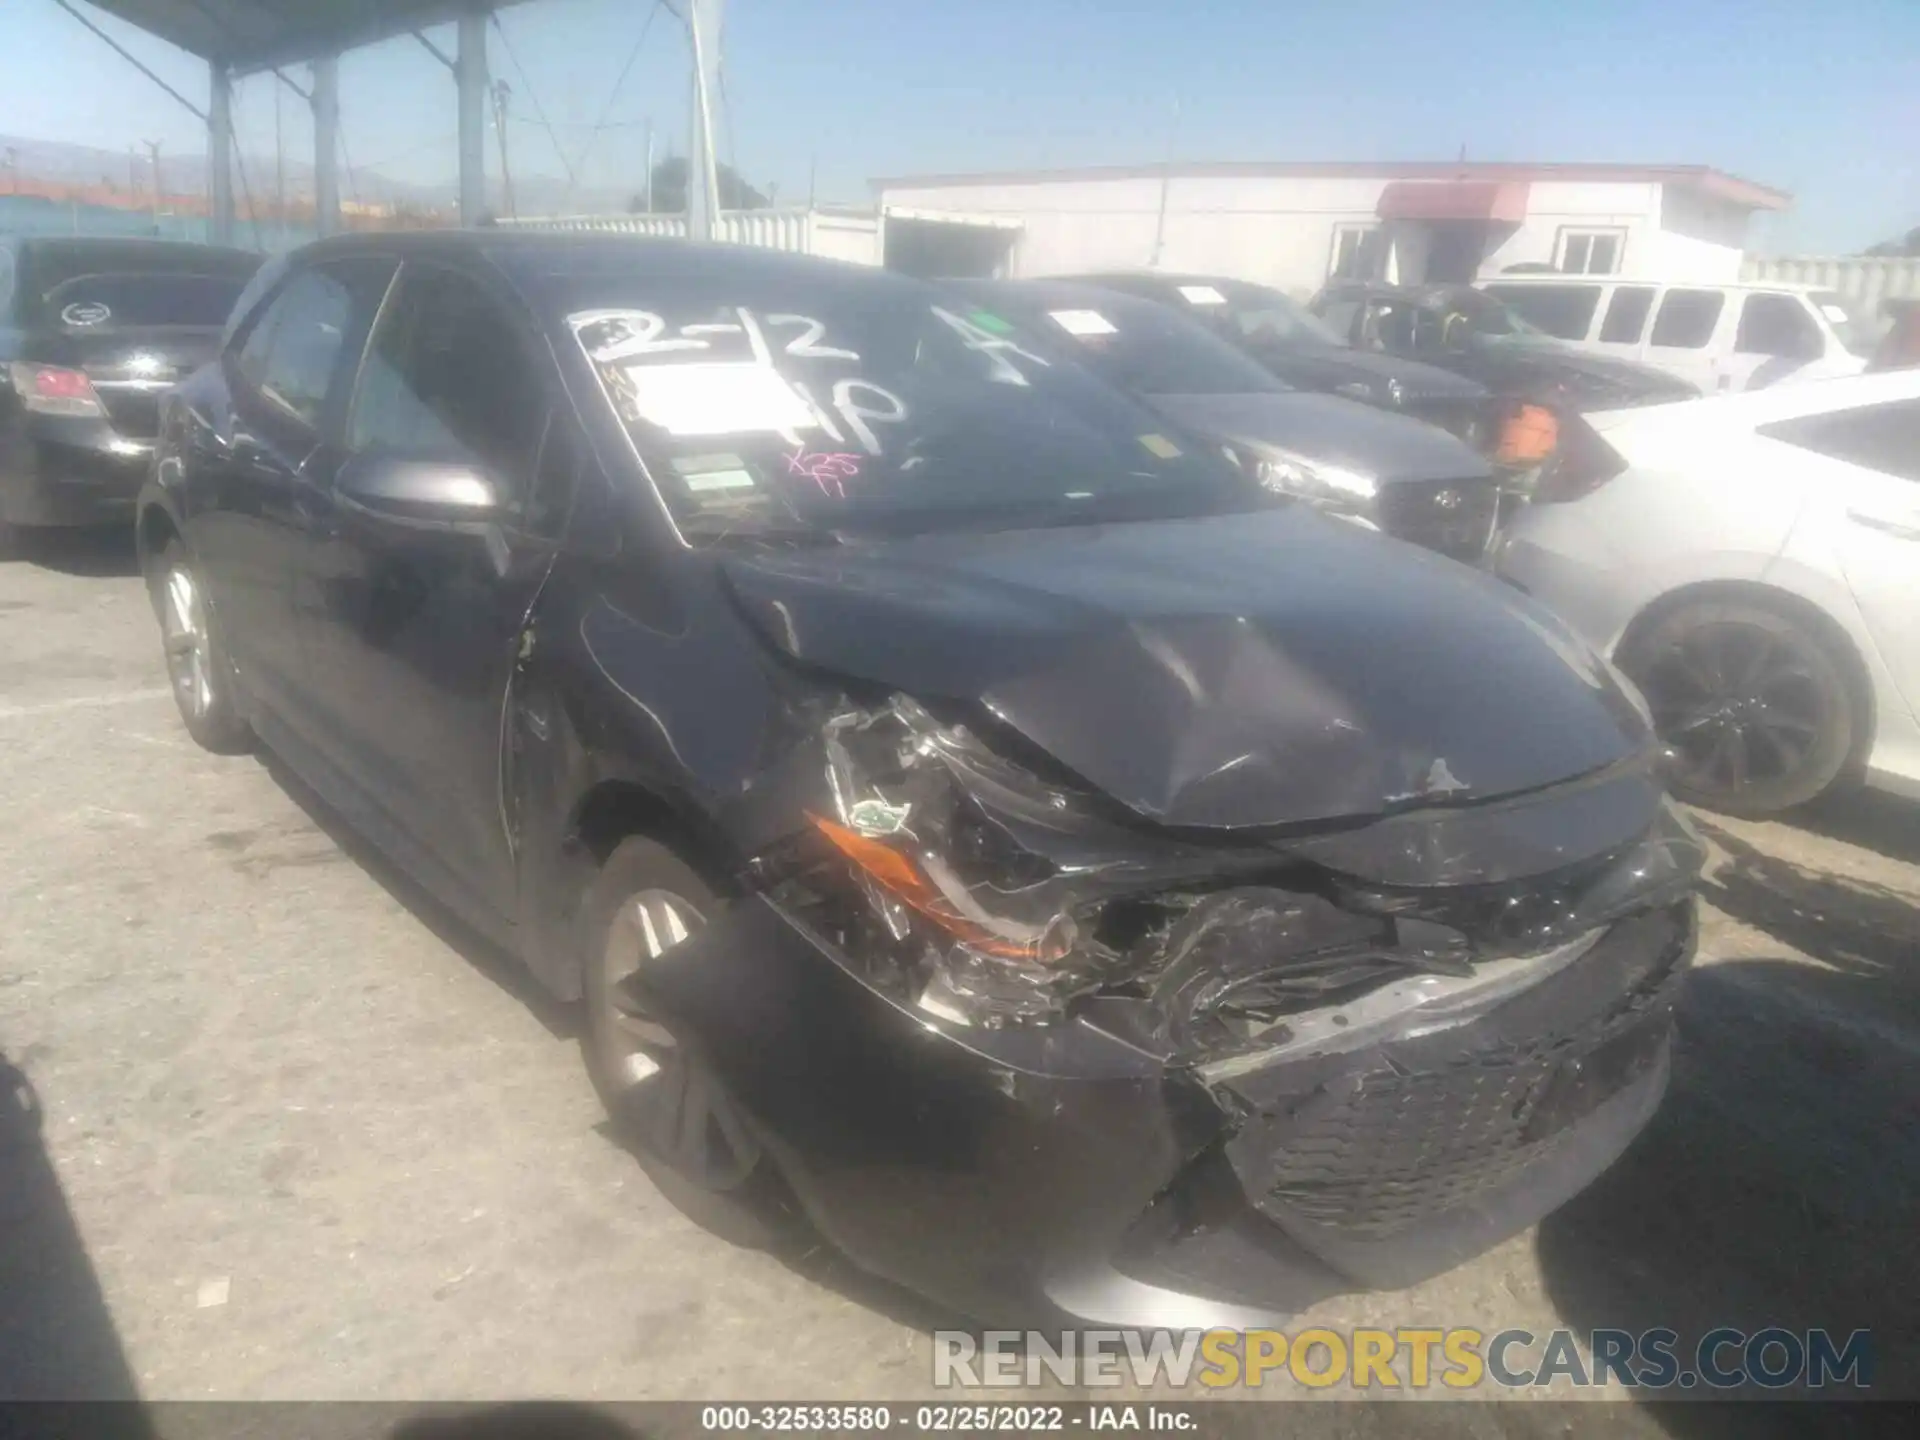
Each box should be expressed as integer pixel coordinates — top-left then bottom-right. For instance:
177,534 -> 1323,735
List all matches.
335,455 -> 500,531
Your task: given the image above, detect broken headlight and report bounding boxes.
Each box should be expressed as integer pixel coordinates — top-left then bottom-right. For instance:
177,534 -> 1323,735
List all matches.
809,696 -> 1123,1028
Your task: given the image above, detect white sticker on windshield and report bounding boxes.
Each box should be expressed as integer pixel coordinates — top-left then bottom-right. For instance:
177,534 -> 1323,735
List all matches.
621,361 -> 819,438
1177,285 -> 1227,306
1819,304 -> 1850,325
1048,308 -> 1119,337
61,301 -> 111,327
675,453 -> 758,492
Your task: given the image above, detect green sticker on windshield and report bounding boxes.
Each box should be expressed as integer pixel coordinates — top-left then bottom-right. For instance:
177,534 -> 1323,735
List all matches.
969,310 -> 1015,335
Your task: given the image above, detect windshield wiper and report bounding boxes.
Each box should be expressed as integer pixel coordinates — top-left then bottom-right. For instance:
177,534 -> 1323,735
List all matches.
678,507 -> 840,548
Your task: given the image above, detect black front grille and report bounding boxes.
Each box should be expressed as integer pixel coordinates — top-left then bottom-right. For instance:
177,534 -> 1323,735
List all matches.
1375,475 -> 1500,563
1228,904 -> 1692,1237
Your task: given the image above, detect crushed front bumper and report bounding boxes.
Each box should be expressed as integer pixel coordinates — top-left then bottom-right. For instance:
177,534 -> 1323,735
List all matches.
633,890 -> 1694,1327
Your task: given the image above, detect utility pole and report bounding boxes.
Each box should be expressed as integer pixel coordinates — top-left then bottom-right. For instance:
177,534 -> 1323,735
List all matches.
492,79 -> 516,219
145,140 -> 163,232
643,118 -> 654,213
685,0 -> 724,239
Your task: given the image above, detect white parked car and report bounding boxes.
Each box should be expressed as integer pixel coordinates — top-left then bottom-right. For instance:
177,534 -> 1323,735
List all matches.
1498,370 -> 1919,815
1481,277 -> 1869,397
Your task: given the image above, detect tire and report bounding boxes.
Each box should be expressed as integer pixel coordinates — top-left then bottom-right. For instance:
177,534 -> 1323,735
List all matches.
1622,598 -> 1855,817
579,835 -> 801,1248
149,541 -> 252,755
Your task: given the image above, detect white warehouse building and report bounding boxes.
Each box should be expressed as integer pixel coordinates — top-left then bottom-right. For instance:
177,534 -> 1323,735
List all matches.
873,161 -> 1791,294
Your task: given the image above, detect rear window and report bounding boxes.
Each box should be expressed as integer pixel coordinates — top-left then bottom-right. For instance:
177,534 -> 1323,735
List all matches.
1485,284 -> 1600,340
43,272 -> 253,330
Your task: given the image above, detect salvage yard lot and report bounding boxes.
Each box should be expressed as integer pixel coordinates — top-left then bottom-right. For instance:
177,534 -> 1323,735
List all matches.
2,532 -> 1916,1418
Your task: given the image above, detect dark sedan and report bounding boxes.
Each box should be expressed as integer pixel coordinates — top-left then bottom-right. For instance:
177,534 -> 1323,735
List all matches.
1063,270 -> 1500,448
1311,281 -> 1701,415
948,278 -> 1502,563
1,236 -> 261,538
139,231 -> 1702,1327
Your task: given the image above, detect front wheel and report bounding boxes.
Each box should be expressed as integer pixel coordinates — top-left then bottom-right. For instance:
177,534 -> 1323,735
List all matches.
1622,598 -> 1854,816
149,542 -> 251,754
580,837 -> 799,1247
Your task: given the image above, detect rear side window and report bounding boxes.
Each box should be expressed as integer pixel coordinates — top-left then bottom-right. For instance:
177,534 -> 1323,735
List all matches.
42,272 -> 251,330
1487,284 -> 1599,340
1598,286 -> 1655,344
234,269 -> 355,426
347,263 -> 547,505
1649,290 -> 1725,349
1735,293 -> 1823,360
1759,398 -> 1920,482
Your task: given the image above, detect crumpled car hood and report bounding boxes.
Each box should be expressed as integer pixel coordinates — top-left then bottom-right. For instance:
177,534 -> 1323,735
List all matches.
722,508 -> 1653,830
1474,342 -> 1698,407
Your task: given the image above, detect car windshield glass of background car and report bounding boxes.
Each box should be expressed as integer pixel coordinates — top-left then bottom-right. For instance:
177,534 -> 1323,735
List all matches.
1017,296 -> 1286,397
1219,282 -> 1349,349
568,282 -> 1252,536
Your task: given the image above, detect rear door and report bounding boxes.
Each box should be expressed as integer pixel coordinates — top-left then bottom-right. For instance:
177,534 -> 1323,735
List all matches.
299,258 -> 565,916
1761,396 -> 1920,716
1643,287 -> 1730,392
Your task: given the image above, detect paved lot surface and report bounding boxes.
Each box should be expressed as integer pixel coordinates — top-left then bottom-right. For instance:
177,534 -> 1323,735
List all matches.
2,532 -> 1915,1429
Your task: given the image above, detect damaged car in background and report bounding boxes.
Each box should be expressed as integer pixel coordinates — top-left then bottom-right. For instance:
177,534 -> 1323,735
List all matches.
138,232 -> 1705,1327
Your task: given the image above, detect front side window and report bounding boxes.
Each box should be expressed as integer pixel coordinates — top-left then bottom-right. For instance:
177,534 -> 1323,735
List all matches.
1649,290 -> 1725,350
1735,293 -> 1823,360
565,279 -> 1251,538
1485,284 -> 1601,339
348,263 -> 547,505
1555,228 -> 1626,276
1598,286 -> 1655,344
1759,398 -> 1920,483
235,269 -> 354,426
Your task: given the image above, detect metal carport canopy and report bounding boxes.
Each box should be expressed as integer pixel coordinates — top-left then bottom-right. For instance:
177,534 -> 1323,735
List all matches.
79,1 -> 540,239
81,0 -> 533,74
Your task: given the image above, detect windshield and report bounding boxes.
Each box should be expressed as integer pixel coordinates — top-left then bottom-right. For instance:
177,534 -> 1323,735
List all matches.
1215,282 -> 1349,348
976,291 -> 1286,396
43,272 -> 253,329
568,281 -> 1255,539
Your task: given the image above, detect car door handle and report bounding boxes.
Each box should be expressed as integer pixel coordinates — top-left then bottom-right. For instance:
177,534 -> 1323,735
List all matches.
1847,508 -> 1920,541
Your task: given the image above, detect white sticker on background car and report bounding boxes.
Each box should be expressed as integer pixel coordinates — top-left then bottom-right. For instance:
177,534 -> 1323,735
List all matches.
1177,285 -> 1227,306
61,301 -> 111,327
1819,304 -> 1850,325
1048,309 -> 1119,337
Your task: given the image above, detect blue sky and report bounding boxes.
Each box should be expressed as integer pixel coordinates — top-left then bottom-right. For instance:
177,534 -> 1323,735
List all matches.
4,0 -> 1915,251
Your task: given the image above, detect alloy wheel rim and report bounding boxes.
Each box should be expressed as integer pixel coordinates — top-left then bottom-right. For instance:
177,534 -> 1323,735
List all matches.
162,566 -> 214,719
598,887 -> 758,1189
1644,622 -> 1827,796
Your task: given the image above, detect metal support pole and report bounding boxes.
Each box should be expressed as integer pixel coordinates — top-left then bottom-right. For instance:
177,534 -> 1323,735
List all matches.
686,0 -> 725,240
312,56 -> 341,237
209,62 -> 235,246
457,9 -> 490,226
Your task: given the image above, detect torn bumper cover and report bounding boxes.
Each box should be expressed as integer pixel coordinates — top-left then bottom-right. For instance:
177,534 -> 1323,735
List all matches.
631,695 -> 1705,1326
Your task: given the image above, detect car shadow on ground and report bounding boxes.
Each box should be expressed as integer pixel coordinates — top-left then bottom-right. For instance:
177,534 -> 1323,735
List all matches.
1534,804 -> 1920,1433
1791,786 -> 1920,869
256,750 -> 971,1340
1,526 -> 141,578
0,1051 -> 154,1422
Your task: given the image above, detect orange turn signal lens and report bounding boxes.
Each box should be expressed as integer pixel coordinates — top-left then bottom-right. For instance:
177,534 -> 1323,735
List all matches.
1496,403 -> 1559,465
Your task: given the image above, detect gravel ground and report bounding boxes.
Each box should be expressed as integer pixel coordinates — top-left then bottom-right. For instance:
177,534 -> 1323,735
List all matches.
2,531 -> 1914,1432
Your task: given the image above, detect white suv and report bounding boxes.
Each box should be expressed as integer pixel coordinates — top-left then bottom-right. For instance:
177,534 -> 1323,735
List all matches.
1480,277 -> 1868,396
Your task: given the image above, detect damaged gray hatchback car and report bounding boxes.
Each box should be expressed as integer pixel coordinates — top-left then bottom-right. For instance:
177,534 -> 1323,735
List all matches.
139,231 -> 1703,1327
